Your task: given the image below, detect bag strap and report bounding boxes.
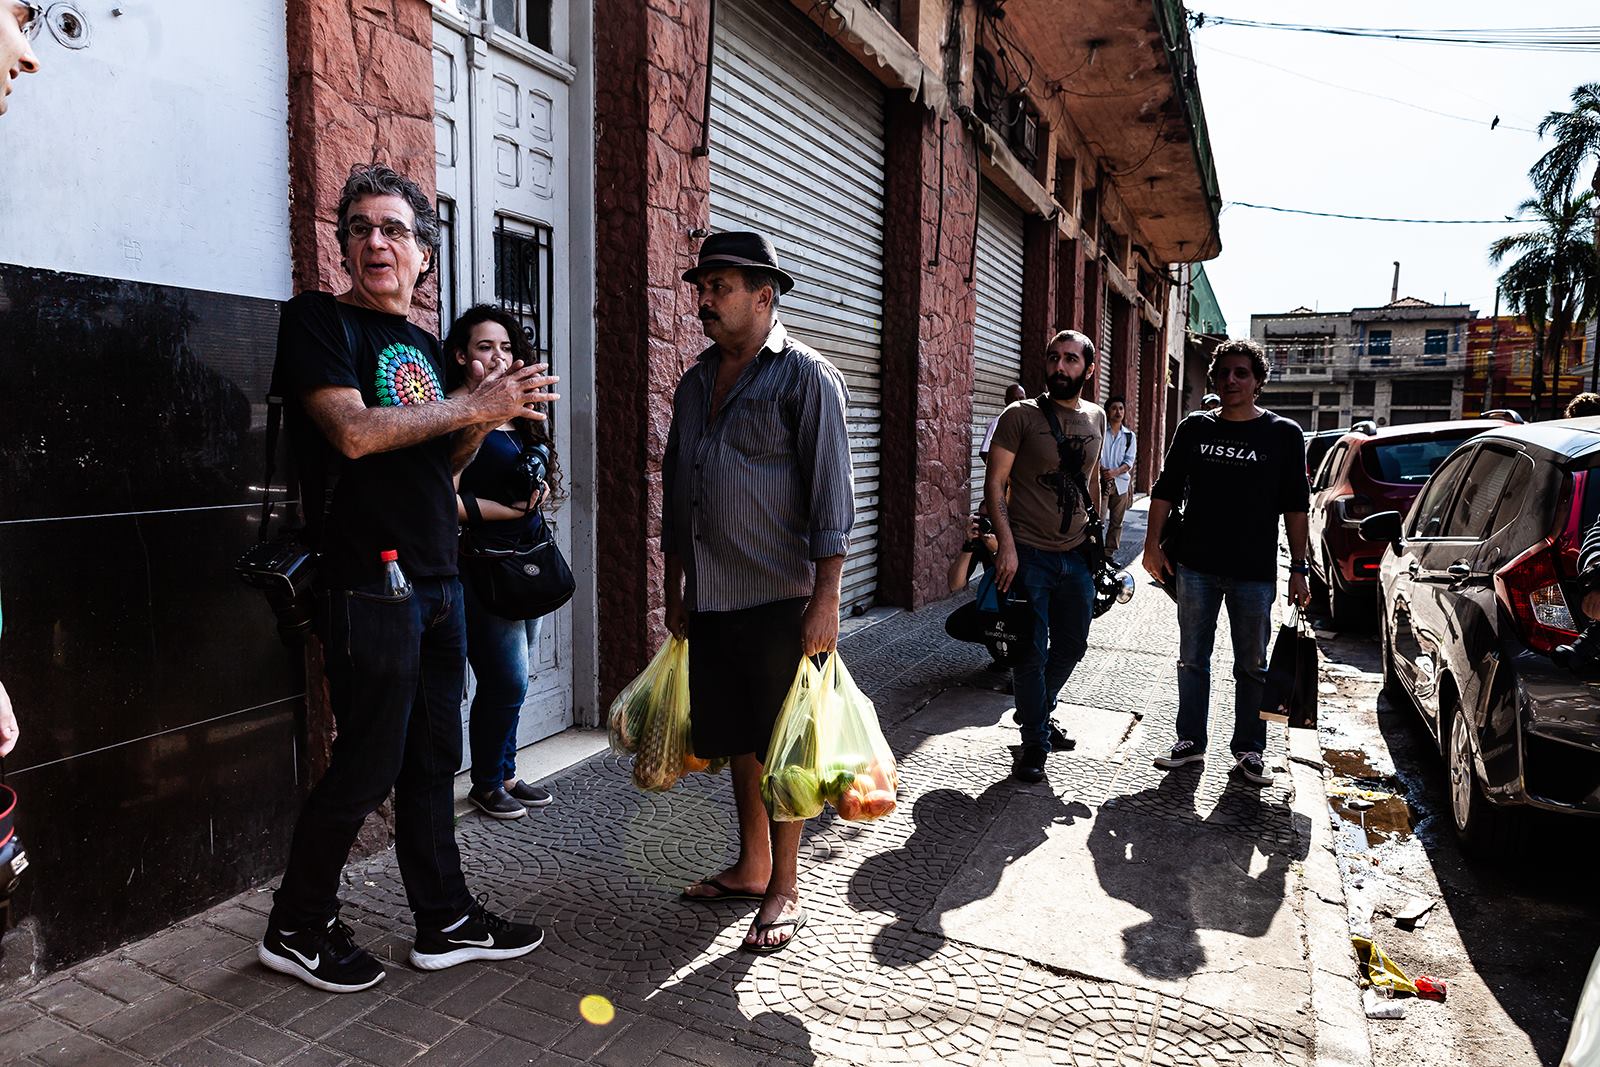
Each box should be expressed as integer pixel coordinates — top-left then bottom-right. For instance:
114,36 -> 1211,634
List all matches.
461,492 -> 484,526
1035,395 -> 1103,528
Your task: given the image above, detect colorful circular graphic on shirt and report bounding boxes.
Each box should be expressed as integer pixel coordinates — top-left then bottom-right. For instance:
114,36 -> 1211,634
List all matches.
374,343 -> 443,407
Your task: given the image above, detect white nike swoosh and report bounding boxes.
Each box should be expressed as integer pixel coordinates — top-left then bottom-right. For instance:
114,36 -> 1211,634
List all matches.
284,945 -> 321,970
446,934 -> 496,947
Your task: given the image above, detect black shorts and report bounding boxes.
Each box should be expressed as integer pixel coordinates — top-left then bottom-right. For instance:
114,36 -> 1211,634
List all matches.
687,597 -> 808,760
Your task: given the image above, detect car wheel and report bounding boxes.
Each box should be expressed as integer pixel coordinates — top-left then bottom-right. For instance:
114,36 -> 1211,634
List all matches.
1446,702 -> 1521,859
1328,569 -> 1365,630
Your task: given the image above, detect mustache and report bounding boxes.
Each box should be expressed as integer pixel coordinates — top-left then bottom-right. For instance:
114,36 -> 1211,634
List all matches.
698,309 -> 719,322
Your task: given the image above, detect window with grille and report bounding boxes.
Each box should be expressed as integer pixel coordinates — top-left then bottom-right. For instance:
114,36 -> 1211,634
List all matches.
1424,329 -> 1448,355
493,219 -> 555,363
1368,330 -> 1392,356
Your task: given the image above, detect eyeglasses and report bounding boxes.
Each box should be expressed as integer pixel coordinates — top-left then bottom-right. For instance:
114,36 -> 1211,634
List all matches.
17,1 -> 45,40
345,220 -> 416,244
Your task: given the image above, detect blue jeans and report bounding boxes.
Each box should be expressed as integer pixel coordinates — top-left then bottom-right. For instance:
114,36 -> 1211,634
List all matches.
1011,544 -> 1094,750
273,576 -> 474,931
1175,565 -> 1274,755
464,580 -> 543,788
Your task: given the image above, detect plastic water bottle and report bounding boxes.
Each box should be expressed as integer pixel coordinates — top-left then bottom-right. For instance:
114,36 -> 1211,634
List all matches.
380,550 -> 411,597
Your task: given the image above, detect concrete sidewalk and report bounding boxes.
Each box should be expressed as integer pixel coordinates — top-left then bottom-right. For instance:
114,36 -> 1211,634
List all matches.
1,513 -> 1363,1066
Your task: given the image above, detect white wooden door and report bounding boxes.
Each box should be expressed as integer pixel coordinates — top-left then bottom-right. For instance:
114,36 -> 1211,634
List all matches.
436,5 -> 576,756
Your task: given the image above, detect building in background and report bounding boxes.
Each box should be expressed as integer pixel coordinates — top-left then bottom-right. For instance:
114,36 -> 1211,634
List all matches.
1252,297 -> 1477,431
0,0 -> 1222,976
1462,315 -> 1593,419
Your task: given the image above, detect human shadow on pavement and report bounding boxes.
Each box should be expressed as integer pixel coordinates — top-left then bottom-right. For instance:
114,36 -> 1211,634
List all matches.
1085,767 -> 1310,980
850,781 -> 1091,967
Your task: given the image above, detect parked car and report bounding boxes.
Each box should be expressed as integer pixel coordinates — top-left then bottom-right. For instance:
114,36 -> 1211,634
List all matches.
1359,417 -> 1600,858
1307,417 -> 1516,627
1303,427 -> 1348,482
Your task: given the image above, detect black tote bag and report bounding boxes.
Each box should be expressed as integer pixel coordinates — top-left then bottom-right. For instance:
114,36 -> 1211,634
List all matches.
1260,605 -> 1318,729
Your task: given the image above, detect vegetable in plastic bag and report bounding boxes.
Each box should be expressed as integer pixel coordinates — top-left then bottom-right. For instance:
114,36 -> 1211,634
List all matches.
761,653 -> 899,823
605,636 -> 723,792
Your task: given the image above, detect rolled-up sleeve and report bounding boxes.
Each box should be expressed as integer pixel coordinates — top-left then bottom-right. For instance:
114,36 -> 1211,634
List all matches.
796,358 -> 854,559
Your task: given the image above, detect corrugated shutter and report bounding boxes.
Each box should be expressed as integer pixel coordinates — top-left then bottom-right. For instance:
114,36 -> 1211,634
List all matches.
709,0 -> 886,612
1098,288 -> 1114,405
971,182 -> 1027,511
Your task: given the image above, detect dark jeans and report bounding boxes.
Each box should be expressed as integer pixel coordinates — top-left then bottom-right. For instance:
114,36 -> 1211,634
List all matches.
1011,543 -> 1093,750
1175,564 -> 1273,755
272,576 -> 473,932
464,579 -> 543,788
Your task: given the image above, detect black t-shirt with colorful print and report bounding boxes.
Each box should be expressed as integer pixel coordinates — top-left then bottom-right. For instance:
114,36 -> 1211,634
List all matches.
1151,410 -> 1310,582
275,291 -> 457,588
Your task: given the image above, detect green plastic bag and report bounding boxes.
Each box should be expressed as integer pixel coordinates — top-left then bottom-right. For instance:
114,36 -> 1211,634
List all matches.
762,654 -> 899,823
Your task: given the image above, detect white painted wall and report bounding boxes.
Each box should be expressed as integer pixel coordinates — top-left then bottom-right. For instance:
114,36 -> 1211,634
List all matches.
0,1 -> 291,301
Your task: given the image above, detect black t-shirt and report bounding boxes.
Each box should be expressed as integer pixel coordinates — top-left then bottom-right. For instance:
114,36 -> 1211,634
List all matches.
1151,410 -> 1310,582
458,427 -> 544,549
275,292 -> 457,587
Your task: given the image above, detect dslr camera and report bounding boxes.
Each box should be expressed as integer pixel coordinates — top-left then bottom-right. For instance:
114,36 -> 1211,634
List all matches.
235,534 -> 317,645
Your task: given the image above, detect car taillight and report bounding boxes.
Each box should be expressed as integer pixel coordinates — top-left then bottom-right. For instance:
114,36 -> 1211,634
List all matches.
1337,494 -> 1376,525
1494,538 -> 1579,654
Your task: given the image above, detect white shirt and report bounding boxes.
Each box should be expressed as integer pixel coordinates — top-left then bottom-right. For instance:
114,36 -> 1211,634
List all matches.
1100,424 -> 1137,495
980,412 -> 1005,456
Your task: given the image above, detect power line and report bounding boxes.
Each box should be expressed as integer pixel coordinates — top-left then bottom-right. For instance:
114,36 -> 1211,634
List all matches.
1195,43 -> 1539,133
1225,200 -> 1543,224
1190,15 -> 1600,54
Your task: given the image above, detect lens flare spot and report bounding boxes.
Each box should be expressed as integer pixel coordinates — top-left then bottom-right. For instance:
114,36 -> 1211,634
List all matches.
579,994 -> 616,1026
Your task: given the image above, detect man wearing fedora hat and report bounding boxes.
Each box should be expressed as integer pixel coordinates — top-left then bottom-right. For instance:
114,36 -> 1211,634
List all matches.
663,231 -> 854,955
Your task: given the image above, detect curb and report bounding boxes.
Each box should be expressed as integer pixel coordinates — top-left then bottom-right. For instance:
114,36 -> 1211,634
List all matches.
1286,726 -> 1374,1067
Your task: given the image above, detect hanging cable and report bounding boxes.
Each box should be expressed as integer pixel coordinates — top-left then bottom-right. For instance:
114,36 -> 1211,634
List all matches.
1224,201 -> 1543,224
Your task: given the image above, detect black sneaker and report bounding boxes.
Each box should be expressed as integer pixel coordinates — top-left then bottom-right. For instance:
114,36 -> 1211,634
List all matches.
1153,739 -> 1206,769
410,899 -> 544,971
1048,721 -> 1077,753
1012,743 -> 1048,783
1231,751 -> 1274,786
259,916 -> 385,994
469,786 -> 527,820
506,780 -> 553,807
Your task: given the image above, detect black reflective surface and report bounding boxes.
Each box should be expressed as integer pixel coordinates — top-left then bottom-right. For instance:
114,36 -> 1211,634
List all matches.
0,265 -> 303,969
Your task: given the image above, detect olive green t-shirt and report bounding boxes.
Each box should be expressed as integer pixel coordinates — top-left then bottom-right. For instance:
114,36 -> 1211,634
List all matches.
990,397 -> 1106,552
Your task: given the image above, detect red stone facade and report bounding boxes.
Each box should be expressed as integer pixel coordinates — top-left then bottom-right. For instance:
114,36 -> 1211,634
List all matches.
877,101 -> 980,608
592,0 -> 714,698
286,0 -> 438,330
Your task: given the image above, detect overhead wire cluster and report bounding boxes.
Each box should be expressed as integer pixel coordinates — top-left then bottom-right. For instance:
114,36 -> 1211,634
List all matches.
1188,15 -> 1600,54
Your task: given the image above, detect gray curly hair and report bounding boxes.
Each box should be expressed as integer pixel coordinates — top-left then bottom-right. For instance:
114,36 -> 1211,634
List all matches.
334,163 -> 440,278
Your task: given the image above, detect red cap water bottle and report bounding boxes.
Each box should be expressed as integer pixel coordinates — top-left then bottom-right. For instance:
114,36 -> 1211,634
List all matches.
380,550 -> 411,597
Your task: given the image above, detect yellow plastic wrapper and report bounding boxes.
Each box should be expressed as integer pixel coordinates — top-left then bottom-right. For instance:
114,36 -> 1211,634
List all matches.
761,654 -> 899,823
606,637 -> 723,792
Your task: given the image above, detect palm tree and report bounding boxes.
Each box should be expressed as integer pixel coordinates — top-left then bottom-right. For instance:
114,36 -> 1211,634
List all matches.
1532,83 -> 1600,390
1489,191 -> 1597,419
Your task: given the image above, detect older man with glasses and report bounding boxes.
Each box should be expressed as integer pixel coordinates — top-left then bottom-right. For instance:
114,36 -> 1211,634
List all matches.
258,163 -> 561,993
2,1 -> 41,116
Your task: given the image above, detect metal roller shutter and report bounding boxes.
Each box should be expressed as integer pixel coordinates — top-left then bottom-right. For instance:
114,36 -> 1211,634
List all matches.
709,0 -> 886,612
971,182 -> 1027,511
1098,289 -> 1114,405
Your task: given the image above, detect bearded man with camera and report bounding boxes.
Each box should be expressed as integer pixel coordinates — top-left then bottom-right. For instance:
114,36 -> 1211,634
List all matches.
256,165 -> 559,994
985,330 -> 1106,783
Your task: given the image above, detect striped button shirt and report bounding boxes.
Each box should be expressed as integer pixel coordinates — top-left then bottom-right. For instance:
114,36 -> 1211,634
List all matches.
661,318 -> 855,613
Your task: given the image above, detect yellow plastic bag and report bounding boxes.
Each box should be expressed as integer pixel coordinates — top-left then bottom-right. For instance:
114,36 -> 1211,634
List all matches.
815,655 -> 898,823
761,654 -> 899,823
606,637 -> 722,792
1352,934 -> 1418,996
761,658 -> 827,821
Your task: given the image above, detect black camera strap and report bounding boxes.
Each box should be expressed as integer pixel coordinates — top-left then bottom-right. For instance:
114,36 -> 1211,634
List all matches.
256,298 -> 356,542
1036,395 -> 1110,571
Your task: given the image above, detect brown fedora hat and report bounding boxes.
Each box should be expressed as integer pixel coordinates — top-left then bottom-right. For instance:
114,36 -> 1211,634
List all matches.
682,231 -> 796,294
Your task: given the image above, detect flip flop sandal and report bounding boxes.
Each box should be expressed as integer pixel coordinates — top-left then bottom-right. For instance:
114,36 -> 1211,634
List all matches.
679,877 -> 765,903
742,911 -> 808,955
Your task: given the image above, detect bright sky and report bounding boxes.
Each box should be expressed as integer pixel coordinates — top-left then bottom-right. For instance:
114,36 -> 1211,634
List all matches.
1187,2 -> 1598,335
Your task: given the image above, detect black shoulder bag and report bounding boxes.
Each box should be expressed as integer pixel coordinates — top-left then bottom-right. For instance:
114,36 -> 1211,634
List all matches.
1036,397 -> 1133,619
458,464 -> 576,622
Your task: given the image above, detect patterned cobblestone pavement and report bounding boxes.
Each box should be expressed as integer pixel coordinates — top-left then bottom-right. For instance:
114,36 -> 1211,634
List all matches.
3,515 -> 1329,1065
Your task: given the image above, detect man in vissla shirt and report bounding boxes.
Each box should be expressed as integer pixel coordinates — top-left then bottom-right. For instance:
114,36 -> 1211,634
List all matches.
665,232 -> 854,955
260,165 -> 558,993
1142,338 -> 1311,787
986,330 -> 1106,783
